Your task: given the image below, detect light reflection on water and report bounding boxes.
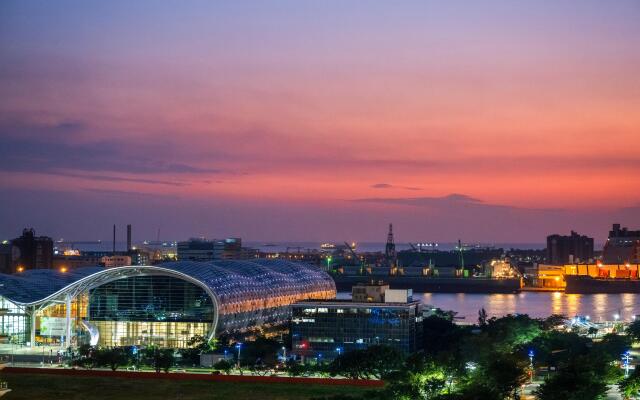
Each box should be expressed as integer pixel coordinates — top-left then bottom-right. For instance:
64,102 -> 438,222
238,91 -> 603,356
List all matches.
337,292 -> 638,322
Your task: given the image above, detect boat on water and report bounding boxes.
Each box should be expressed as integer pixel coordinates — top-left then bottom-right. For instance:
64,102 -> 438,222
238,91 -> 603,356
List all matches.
565,275 -> 640,294
331,274 -> 522,294
320,243 -> 336,250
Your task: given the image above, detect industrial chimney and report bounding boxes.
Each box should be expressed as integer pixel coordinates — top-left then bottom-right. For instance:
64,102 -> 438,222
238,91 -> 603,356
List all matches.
127,224 -> 132,251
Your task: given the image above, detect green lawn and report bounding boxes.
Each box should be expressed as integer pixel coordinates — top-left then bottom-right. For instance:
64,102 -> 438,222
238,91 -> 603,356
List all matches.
2,373 -> 379,400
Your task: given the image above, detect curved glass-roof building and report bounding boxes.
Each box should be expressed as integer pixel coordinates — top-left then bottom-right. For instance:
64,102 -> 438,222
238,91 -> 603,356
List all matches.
0,260 -> 335,348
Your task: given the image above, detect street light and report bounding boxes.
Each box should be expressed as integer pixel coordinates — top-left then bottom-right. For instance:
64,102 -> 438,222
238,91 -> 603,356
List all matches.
528,349 -> 535,383
281,346 -> 286,362
622,350 -> 632,377
235,343 -> 243,368
335,347 -> 342,356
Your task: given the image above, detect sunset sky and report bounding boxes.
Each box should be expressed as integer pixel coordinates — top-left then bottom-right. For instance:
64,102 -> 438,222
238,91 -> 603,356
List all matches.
1,1 -> 639,243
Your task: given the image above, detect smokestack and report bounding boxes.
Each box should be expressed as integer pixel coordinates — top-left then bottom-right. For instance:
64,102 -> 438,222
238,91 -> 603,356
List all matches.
113,224 -> 116,254
127,224 -> 132,252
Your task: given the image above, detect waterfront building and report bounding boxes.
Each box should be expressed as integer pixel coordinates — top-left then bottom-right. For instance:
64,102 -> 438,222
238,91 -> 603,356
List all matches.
101,255 -> 132,268
177,237 -> 250,261
351,281 -> 389,302
534,262 -> 640,289
177,238 -> 215,261
214,238 -> 242,259
126,248 -> 152,266
291,283 -> 422,359
53,254 -> 103,271
603,224 -> 640,264
0,260 -> 335,348
546,231 -> 594,265
9,228 -> 54,273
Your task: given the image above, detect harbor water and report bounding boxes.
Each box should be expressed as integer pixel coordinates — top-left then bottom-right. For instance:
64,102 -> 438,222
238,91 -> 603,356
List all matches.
338,291 -> 638,322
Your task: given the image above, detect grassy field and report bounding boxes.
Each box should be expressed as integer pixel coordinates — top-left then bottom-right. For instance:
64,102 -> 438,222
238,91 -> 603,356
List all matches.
2,373 -> 379,400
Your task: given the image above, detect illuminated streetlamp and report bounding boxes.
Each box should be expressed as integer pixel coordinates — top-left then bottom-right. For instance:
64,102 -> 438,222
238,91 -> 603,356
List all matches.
235,342 -> 242,368
622,350 -> 632,377
528,349 -> 535,383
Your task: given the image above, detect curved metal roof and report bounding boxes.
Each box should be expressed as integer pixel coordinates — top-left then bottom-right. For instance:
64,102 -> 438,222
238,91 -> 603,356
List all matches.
0,266 -> 105,304
0,260 -> 336,307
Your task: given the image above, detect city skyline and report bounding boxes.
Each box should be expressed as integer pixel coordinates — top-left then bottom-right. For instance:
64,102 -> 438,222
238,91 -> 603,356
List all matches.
1,1 -> 639,242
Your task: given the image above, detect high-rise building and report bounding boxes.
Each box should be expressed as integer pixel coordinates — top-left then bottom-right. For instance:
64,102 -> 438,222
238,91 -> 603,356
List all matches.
0,241 -> 11,274
177,238 -> 215,261
291,283 -> 421,359
126,224 -> 132,252
603,224 -> 640,264
10,228 -> 54,272
546,231 -> 594,265
101,255 -> 132,268
178,237 -> 247,261
214,238 -> 243,260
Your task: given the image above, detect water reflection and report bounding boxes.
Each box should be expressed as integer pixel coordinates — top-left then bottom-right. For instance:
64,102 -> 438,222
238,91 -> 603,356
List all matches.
551,292 -> 562,315
335,291 -> 639,322
412,292 -> 638,322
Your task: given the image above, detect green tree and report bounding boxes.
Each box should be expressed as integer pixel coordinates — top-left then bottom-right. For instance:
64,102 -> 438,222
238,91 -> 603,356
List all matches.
594,333 -> 632,362
619,367 -> 640,399
73,344 -> 99,370
483,314 -> 542,352
525,331 -> 591,368
242,335 -> 281,366
627,320 -> 640,343
329,349 -> 372,379
329,345 -> 404,380
95,347 -> 130,371
144,347 -> 175,373
383,355 -> 448,400
541,314 -> 567,330
534,355 -> 611,400
365,345 -> 405,379
213,359 -> 234,375
422,315 -> 463,356
458,353 -> 528,399
285,359 -> 305,377
179,335 -> 215,366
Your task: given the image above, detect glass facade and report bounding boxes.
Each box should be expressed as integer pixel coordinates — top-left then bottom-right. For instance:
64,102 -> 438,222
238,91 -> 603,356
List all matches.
88,276 -> 213,323
291,301 -> 423,358
0,297 -> 29,344
0,260 -> 336,348
35,294 -> 87,346
87,276 -> 214,347
89,321 -> 210,348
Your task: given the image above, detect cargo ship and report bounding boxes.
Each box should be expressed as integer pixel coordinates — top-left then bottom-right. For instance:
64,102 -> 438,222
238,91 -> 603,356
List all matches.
329,225 -> 521,293
331,274 -> 522,293
565,275 -> 640,294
